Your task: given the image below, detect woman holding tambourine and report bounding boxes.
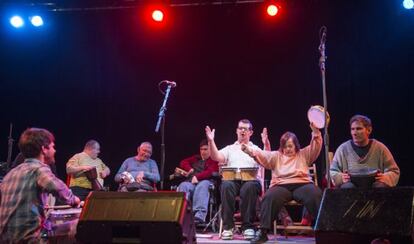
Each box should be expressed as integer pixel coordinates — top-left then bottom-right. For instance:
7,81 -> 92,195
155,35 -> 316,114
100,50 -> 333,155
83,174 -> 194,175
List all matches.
241,106 -> 326,243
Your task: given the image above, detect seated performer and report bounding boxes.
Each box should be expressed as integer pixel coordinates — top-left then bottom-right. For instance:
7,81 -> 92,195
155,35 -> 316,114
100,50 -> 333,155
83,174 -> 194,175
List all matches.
66,140 -> 111,200
115,142 -> 160,192
242,122 -> 323,243
205,119 -> 263,240
0,128 -> 80,243
330,114 -> 400,188
176,139 -> 219,224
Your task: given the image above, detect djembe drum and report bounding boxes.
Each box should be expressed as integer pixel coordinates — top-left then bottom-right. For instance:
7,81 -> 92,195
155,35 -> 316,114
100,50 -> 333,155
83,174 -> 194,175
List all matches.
84,167 -> 103,191
47,208 -> 82,242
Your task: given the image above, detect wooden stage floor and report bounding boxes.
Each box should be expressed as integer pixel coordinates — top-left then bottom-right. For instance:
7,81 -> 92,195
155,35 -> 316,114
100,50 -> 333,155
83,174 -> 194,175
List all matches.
196,232 -> 315,244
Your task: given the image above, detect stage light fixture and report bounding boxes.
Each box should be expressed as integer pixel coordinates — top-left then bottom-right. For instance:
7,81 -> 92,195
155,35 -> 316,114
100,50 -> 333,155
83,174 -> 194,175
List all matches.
152,9 -> 164,22
30,15 -> 44,27
267,4 -> 279,16
403,0 -> 414,9
10,15 -> 24,28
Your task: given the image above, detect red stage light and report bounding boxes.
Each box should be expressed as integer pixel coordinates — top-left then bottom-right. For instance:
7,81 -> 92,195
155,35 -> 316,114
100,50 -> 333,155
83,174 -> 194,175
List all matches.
152,10 -> 164,22
266,4 -> 279,16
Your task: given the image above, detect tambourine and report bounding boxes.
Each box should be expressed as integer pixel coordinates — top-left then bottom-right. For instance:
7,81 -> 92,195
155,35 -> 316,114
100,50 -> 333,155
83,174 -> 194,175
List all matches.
307,105 -> 330,129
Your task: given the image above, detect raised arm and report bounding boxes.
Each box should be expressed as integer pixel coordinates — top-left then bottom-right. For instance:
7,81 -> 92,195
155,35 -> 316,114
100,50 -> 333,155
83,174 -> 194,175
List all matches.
302,123 -> 323,166
261,127 -> 271,151
205,126 -> 226,164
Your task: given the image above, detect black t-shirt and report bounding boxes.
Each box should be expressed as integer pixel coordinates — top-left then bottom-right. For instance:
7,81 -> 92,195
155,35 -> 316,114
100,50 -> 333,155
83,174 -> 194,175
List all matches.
351,139 -> 373,159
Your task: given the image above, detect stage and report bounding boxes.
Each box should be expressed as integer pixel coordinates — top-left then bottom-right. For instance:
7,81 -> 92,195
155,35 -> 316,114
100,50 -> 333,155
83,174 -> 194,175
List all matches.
196,232 -> 315,244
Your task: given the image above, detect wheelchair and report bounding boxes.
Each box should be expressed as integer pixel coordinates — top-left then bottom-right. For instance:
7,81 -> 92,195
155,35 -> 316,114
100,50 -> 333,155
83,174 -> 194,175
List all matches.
169,172 -> 221,233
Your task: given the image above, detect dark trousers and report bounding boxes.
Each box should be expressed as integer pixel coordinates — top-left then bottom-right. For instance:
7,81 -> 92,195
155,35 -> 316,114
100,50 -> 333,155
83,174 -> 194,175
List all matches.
260,183 -> 321,230
70,186 -> 92,201
221,180 -> 261,230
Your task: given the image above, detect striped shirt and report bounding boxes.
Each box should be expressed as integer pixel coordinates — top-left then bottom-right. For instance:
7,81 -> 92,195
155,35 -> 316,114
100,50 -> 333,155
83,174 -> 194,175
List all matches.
0,158 -> 77,243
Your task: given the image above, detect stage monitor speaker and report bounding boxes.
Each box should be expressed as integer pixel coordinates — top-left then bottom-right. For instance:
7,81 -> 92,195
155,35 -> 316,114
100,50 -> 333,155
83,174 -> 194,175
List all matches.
76,191 -> 196,243
315,187 -> 414,244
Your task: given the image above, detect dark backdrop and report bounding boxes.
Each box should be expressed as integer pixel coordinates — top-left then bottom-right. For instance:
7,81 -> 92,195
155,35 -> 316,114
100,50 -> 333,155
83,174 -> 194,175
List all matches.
1,0 -> 413,189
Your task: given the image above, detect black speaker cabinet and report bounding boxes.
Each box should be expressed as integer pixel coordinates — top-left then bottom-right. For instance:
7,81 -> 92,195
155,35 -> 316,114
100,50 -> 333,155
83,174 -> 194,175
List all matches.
76,191 -> 196,243
315,187 -> 414,244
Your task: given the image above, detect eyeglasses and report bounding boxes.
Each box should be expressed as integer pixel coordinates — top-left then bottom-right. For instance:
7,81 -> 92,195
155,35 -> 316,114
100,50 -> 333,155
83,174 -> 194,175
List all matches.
237,127 -> 251,131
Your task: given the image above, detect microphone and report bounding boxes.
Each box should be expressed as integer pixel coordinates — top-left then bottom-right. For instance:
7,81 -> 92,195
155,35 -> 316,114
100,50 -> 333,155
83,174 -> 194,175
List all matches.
163,80 -> 177,88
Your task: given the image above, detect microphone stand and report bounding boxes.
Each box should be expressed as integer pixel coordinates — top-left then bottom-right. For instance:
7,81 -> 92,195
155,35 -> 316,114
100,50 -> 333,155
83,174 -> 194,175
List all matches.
319,26 -> 331,189
155,82 -> 174,190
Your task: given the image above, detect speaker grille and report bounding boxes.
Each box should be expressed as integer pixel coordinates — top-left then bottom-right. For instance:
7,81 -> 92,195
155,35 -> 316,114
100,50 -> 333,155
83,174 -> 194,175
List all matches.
81,191 -> 186,222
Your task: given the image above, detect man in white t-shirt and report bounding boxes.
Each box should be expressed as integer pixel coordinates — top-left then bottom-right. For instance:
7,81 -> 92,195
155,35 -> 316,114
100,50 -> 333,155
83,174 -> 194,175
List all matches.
205,119 -> 262,240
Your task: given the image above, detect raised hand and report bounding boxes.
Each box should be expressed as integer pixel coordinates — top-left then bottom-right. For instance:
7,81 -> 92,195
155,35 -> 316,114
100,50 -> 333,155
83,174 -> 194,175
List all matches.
310,122 -> 320,133
261,127 -> 271,151
205,126 -> 215,141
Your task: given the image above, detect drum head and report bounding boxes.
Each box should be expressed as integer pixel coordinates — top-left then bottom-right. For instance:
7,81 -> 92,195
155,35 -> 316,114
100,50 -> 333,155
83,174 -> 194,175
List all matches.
308,105 -> 329,129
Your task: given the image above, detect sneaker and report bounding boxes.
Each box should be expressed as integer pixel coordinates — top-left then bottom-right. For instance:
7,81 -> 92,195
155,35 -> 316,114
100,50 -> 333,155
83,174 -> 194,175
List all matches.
243,228 -> 255,240
250,229 -> 268,244
221,229 -> 233,240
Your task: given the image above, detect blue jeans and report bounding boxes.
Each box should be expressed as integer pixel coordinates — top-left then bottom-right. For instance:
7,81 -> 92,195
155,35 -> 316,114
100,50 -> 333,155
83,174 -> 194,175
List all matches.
177,180 -> 211,222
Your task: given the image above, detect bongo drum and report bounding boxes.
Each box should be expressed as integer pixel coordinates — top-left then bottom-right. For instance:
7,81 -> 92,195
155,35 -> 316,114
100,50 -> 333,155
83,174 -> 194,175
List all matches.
221,167 -> 238,180
307,105 -> 330,129
221,167 -> 258,181
239,167 -> 258,181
